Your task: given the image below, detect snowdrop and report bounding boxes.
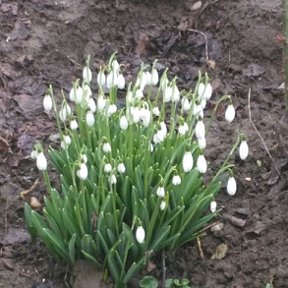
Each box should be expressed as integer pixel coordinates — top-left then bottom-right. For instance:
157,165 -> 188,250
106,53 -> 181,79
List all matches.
139,107 -> 151,127
80,154 -> 87,164
225,104 -> 236,123
117,163 -> 126,174
59,103 -> 71,122
97,70 -> 106,88
107,104 -> 117,117
88,98 -> 96,113
136,73 -> 147,91
97,95 -> 107,112
171,84 -> 180,103
192,103 -> 204,117
144,71 -> 152,85
119,115 -> 128,130
30,149 -> 38,160
163,85 -> 172,103
107,71 -> 118,89
103,142 -> 112,153
111,60 -> 120,73
210,201 -> 217,213
178,122 -> 189,136
86,111 -> 95,127
181,97 -> 191,112
182,151 -> 193,173
160,122 -> 167,135
82,66 -> 92,83
239,140 -> 249,160
117,74 -> 125,89
195,120 -> 205,140
227,176 -> 237,196
61,135 -> 71,149
152,107 -> 160,116
104,163 -> 112,173
198,83 -> 212,100
109,174 -> 117,185
172,175 -> 181,186
43,94 -> 53,112
36,152 -> 47,171
151,68 -> 159,86
74,87 -> 83,104
135,226 -> 145,244
160,201 -> 166,211
198,137 -> 206,149
156,186 -> 165,198
129,107 -> 140,124
76,163 -> 88,180
70,120 -> 78,131
135,89 -> 144,99
197,155 -> 207,174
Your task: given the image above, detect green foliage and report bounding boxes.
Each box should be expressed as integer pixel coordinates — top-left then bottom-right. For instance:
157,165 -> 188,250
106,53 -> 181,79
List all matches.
139,276 -> 191,288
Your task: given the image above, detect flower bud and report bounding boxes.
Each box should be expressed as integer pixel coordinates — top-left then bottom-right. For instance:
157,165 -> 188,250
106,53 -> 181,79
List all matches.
135,226 -> 145,244
139,108 -> 151,127
75,87 -> 83,104
119,115 -> 128,130
181,97 -> 191,112
171,84 -> 180,103
103,142 -> 112,153
227,176 -> 237,196
172,175 -> 181,186
88,98 -> 96,113
59,103 -> 71,122
178,122 -> 189,136
107,104 -> 117,117
76,163 -> 88,180
109,174 -> 117,185
160,201 -> 166,211
30,150 -> 38,160
156,186 -> 165,198
182,151 -> 193,173
198,137 -> 206,149
197,155 -> 207,174
97,71 -> 106,88
104,163 -> 112,173
210,201 -> 217,213
151,68 -> 159,86
117,163 -> 126,174
117,74 -> 125,89
107,71 -> 117,89
80,154 -> 87,164
97,95 -> 107,112
61,135 -> 71,149
135,89 -> 143,99
225,104 -> 236,123
163,86 -> 172,103
70,120 -> 78,131
239,140 -> 249,160
152,107 -> 160,116
195,120 -> 205,140
198,83 -> 212,100
86,111 -> 95,127
83,67 -> 92,83
43,95 -> 53,112
36,152 -> 47,171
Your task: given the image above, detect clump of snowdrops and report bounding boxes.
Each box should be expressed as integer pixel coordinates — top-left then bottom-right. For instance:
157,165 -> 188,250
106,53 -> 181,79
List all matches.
26,54 -> 249,287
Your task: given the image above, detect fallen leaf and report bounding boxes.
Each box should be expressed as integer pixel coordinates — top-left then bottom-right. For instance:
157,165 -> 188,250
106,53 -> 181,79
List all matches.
223,214 -> 246,228
191,1 -> 202,11
211,243 -> 228,260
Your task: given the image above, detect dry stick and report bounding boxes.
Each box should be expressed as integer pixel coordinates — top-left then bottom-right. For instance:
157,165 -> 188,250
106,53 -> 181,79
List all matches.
161,250 -> 167,288
197,237 -> 204,259
20,178 -> 39,198
247,89 -> 281,176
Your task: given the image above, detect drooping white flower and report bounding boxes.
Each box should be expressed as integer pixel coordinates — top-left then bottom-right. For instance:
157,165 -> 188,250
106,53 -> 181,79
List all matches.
88,98 -> 96,113
227,176 -> 237,196
111,60 -> 120,74
156,186 -> 165,198
97,71 -> 106,88
195,120 -> 205,140
198,137 -> 206,149
225,104 -> 236,123
119,115 -> 128,130
152,107 -> 160,117
151,68 -> 159,86
198,83 -> 212,100
30,150 -> 38,160
160,122 -> 167,136
197,155 -> 207,174
70,120 -> 78,131
192,103 -> 203,117
74,87 -> 83,104
200,99 -> 207,110
135,226 -> 145,244
117,163 -> 126,174
36,152 -> 47,171
182,151 -> 193,173
86,111 -> 95,127
171,84 -> 180,103
76,163 -> 88,180
109,174 -> 117,185
145,71 -> 152,85
97,95 -> 107,112
107,104 -> 117,117
210,201 -> 217,213
103,142 -> 111,153
172,175 -> 181,186
117,74 -> 125,89
153,130 -> 165,144
139,107 -> 151,127
107,71 -> 118,89
61,135 -> 71,149
80,154 -> 87,164
239,140 -> 249,160
104,163 -> 112,173
59,103 -> 71,122
83,66 -> 92,83
181,97 -> 191,112
135,89 -> 144,99
163,85 -> 172,103
136,73 -> 148,91
160,200 -> 166,211
178,122 -> 189,136
43,94 -> 53,112
83,85 -> 92,104
130,106 -> 140,124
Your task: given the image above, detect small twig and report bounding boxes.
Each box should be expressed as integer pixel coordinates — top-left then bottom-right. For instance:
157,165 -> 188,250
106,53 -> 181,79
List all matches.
20,178 -> 39,198
248,89 -> 281,177
196,237 -> 204,259
198,0 -> 222,18
161,250 -> 167,288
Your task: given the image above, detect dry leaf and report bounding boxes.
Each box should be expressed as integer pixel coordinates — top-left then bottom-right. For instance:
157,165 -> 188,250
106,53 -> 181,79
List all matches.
211,243 -> 228,260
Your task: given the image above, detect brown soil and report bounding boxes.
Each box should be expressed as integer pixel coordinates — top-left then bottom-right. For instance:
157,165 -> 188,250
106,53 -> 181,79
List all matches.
1,0 -> 287,287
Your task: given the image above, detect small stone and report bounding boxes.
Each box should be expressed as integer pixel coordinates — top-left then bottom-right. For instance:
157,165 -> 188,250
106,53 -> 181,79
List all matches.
30,196 -> 42,209
190,1 -> 202,11
211,222 -> 224,232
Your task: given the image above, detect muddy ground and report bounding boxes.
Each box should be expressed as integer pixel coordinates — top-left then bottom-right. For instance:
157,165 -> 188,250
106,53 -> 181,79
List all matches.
1,0 -> 288,287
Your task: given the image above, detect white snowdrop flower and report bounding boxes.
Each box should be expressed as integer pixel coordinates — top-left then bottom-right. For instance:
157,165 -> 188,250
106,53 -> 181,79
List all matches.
171,84 -> 180,103
117,163 -> 126,174
181,97 -> 191,112
151,68 -> 159,86
75,86 -> 83,104
163,85 -> 172,103
160,122 -> 167,136
135,89 -> 144,99
145,71 -> 152,85
195,120 -> 205,140
192,103 -> 203,116
111,60 -> 120,73
88,98 -> 96,113
69,87 -> 76,102
97,71 -> 106,88
83,66 -> 92,83
198,83 -> 212,100
107,104 -> 117,117
239,140 -> 249,160
178,122 -> 189,136
198,137 -> 206,149
155,129 -> 166,143
126,91 -> 133,103
97,95 -> 107,112
107,71 -> 118,89
227,176 -> 237,196
83,85 -> 92,102
36,152 -> 47,171
200,99 -> 207,110
76,163 -> 88,180
225,104 -> 236,123
182,151 -> 193,173
210,201 -> 217,213
135,226 -> 145,244
86,110 -> 95,127
80,154 -> 87,164
156,186 -> 165,198
70,120 -> 78,131
130,107 -> 140,124
172,175 -> 181,186
119,115 -> 128,130
43,94 -> 53,112
197,155 -> 207,174
103,142 -> 111,153
117,74 -> 125,89
104,163 -> 112,173
30,150 -> 38,160
109,174 -> 117,185
136,74 -> 147,91
59,104 -> 71,122
152,107 -> 160,116
139,108 -> 151,127
160,201 -> 166,211
61,135 -> 71,149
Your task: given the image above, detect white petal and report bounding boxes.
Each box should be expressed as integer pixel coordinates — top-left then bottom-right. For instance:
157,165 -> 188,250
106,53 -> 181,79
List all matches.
172,175 -> 181,186
117,74 -> 125,89
239,140 -> 249,160
83,67 -> 92,83
43,95 -> 53,112
225,104 -> 236,123
197,155 -> 207,174
227,177 -> 237,196
182,151 -> 193,173
195,120 -> 205,140
86,111 -> 95,127
119,115 -> 128,130
210,201 -> 217,213
36,152 -> 47,171
156,186 -> 165,198
135,226 -> 145,244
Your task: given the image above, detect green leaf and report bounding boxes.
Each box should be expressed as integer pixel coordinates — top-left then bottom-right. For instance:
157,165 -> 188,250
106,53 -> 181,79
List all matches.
68,234 -> 77,263
139,276 -> 158,288
123,258 -> 146,284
